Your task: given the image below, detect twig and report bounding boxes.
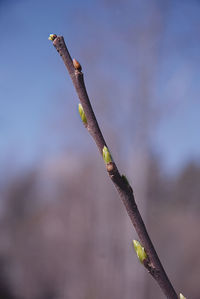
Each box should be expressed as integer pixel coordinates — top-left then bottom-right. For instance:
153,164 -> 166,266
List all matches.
50,35 -> 178,299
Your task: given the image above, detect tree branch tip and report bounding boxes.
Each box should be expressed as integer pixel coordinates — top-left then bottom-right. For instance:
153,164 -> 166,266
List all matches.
48,34 -> 57,41
73,58 -> 82,71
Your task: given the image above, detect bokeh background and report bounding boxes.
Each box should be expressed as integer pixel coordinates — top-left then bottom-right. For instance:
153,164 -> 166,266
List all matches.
1,0 -> 200,298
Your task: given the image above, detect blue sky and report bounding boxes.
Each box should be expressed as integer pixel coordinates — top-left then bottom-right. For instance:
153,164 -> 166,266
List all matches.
0,0 -> 200,175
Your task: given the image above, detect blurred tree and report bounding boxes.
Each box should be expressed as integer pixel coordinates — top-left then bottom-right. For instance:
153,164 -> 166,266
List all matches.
173,162 -> 200,207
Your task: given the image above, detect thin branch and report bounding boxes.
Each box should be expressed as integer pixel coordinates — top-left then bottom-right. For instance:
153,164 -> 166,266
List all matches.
51,35 -> 178,299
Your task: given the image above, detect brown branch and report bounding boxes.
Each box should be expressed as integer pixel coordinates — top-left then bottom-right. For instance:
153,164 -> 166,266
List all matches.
51,35 -> 178,299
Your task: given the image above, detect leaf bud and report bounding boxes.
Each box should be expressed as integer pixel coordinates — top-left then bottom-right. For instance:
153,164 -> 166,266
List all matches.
78,103 -> 87,125
48,34 -> 57,41
133,240 -> 147,264
102,146 -> 112,164
73,58 -> 82,71
180,294 -> 186,299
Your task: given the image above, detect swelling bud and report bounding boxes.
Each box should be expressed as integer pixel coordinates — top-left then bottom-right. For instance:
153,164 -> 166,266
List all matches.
48,34 -> 57,41
78,103 -> 87,125
133,240 -> 147,264
102,146 -> 112,164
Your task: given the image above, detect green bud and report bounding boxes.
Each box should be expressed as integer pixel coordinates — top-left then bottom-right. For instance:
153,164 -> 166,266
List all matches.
133,240 -> 147,264
121,174 -> 130,186
102,146 -> 112,164
180,294 -> 186,299
78,104 -> 87,125
48,34 -> 57,41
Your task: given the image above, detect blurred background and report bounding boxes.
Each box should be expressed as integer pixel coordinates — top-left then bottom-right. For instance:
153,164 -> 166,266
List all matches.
0,0 -> 200,298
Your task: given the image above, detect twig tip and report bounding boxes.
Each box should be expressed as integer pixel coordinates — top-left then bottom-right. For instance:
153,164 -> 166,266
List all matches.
48,34 -> 57,41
